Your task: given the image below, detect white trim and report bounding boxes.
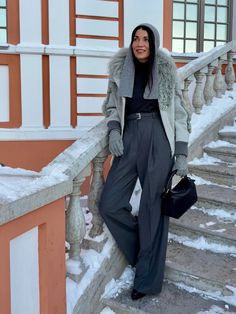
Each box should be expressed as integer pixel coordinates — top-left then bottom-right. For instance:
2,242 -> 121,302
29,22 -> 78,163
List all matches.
48,0 -> 70,45
49,56 -> 71,128
19,0 -> 42,44
0,65 -> 9,122
10,227 -> 40,314
0,128 -> 89,140
20,54 -> 44,128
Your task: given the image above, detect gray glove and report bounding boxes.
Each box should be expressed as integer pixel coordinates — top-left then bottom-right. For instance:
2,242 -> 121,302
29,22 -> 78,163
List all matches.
172,155 -> 188,177
109,129 -> 124,157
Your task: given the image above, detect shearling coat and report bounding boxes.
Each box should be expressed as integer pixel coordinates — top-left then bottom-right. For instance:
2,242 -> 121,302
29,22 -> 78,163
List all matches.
102,47 -> 190,157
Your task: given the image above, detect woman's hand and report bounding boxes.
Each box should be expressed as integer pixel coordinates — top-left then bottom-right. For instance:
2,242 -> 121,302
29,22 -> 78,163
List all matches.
109,129 -> 124,157
172,155 -> 188,177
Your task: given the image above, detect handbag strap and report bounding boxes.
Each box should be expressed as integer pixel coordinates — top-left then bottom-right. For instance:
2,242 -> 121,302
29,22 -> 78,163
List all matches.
165,170 -> 188,193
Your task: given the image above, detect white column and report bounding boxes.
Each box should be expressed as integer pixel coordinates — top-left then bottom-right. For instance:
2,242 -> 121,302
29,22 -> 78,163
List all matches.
10,228 -> 40,314
48,0 -> 70,45
0,65 -> 9,122
49,56 -> 71,128
19,0 -> 42,43
20,54 -> 44,128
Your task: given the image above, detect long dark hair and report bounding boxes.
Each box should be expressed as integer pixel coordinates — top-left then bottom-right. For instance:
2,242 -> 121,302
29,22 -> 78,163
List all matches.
131,24 -> 155,91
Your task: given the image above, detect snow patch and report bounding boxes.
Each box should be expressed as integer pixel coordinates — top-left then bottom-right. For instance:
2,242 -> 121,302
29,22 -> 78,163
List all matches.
168,233 -> 236,255
195,207 -> 236,222
189,153 -> 223,166
102,266 -> 135,299
100,307 -> 116,314
206,140 -> 236,149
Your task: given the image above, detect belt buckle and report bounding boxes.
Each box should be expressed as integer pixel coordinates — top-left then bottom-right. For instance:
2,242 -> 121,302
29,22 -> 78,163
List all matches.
136,113 -> 141,120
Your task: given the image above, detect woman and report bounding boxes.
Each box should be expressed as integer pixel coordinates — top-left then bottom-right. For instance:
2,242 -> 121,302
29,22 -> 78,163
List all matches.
99,23 -> 190,300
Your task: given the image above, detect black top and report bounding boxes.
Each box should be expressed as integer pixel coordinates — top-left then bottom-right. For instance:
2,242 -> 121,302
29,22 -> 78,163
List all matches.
125,61 -> 159,115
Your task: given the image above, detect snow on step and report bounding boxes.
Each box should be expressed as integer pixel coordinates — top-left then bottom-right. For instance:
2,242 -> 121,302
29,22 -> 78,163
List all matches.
204,144 -> 236,163
188,161 -> 236,186
102,278 -> 236,314
169,208 -> 236,254
196,184 -> 236,213
219,127 -> 236,145
165,241 -> 236,305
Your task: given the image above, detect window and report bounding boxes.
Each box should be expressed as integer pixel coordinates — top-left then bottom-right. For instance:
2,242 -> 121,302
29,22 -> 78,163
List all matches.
172,0 -> 232,53
0,0 -> 7,43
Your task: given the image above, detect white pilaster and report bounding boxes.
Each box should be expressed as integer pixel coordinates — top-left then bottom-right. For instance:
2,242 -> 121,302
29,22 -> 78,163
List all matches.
19,0 -> 42,43
10,227 -> 40,314
49,56 -> 71,128
20,54 -> 44,128
0,65 -> 9,122
48,0 -> 70,45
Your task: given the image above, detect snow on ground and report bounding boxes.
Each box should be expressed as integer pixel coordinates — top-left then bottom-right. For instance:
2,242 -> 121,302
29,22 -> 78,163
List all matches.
205,140 -> 236,148
168,233 -> 236,255
197,305 -> 235,314
100,307 -> 116,314
0,165 -> 68,203
189,153 -> 223,166
171,281 -> 236,307
189,85 -> 236,145
102,266 -> 135,299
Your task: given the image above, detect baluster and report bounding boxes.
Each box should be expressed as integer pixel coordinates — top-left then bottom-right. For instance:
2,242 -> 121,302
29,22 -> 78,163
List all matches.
88,149 -> 109,238
66,166 -> 90,282
193,71 -> 205,114
204,64 -> 215,105
182,77 -> 193,112
225,51 -> 236,90
214,58 -> 224,98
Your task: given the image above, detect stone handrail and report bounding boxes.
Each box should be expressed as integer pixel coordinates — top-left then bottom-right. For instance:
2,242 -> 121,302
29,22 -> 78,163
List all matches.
42,41 -> 236,282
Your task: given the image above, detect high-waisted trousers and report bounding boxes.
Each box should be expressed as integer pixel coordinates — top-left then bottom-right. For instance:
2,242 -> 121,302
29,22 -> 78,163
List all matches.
99,111 -> 173,294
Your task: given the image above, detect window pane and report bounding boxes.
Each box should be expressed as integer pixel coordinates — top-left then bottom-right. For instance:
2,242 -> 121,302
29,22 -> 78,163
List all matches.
0,9 -> 6,27
186,22 -> 197,38
185,40 -> 197,52
217,0 -> 228,5
204,41 -> 215,52
217,24 -> 227,40
0,0 -> 6,6
173,21 -> 184,37
204,6 -> 216,22
217,7 -> 227,23
172,39 -> 184,53
186,4 -> 198,21
173,3 -> 185,20
204,23 -> 215,39
0,29 -> 6,43
205,0 -> 216,4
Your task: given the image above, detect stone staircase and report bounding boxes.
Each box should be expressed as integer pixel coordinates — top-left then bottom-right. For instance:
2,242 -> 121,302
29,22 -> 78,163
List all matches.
101,124 -> 236,314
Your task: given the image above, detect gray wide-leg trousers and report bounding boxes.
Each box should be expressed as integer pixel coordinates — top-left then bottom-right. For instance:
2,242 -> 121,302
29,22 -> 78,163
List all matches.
99,112 -> 173,294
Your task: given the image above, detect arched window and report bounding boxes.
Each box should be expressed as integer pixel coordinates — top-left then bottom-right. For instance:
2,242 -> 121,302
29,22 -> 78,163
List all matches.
0,0 -> 7,43
172,0 -> 233,53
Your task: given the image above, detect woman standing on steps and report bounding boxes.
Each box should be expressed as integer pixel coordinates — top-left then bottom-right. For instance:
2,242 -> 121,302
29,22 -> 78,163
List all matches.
99,23 -> 190,300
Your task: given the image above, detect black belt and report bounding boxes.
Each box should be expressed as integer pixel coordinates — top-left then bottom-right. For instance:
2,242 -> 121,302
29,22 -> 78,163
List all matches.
126,112 -> 158,120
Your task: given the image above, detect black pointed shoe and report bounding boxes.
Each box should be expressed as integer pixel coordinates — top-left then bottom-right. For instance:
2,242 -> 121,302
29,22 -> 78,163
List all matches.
131,289 -> 146,300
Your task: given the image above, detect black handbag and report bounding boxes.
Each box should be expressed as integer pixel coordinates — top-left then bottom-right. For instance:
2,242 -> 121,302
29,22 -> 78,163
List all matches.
161,170 -> 198,219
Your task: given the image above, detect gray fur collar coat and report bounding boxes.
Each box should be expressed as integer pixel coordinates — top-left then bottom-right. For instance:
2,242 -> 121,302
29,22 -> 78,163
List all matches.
102,48 -> 190,157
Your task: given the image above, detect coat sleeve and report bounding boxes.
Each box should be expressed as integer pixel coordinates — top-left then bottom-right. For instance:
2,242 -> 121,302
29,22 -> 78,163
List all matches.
174,81 -> 191,156
102,79 -> 121,133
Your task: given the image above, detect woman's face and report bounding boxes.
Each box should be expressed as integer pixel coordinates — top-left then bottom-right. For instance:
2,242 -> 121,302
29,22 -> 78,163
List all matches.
132,28 -> 150,63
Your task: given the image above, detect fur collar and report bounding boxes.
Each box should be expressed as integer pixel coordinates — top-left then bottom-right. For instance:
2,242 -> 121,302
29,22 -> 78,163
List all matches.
108,48 -> 178,110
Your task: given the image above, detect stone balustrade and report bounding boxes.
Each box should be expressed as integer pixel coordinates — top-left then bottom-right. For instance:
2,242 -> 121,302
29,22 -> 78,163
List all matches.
177,41 -> 236,114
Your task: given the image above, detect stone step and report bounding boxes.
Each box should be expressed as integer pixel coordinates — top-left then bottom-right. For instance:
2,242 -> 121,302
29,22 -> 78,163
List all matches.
219,130 -> 236,145
102,281 -> 236,314
196,184 -> 236,215
165,241 -> 236,305
169,207 -> 236,255
189,163 -> 236,186
204,145 -> 236,163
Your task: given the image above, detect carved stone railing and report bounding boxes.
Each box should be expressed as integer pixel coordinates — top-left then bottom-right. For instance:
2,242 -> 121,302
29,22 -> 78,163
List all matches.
41,41 -> 236,283
177,41 -> 236,114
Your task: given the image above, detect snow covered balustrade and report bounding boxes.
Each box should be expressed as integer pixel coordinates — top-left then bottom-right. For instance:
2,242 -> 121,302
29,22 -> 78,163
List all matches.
177,41 -> 236,115
41,119 -> 111,282
0,166 -> 72,313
